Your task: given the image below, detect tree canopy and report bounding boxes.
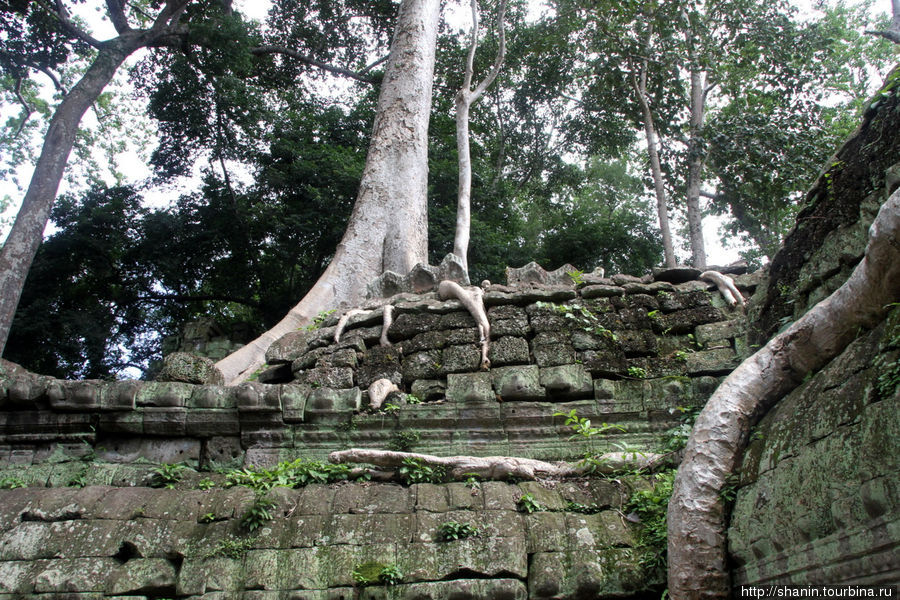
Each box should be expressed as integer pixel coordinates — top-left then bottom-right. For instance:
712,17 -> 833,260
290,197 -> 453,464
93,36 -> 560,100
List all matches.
1,0 -> 896,378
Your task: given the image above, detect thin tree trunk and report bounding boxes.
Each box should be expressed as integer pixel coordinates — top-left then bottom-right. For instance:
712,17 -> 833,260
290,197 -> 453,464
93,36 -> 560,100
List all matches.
634,80 -> 676,268
453,0 -> 506,277
215,0 -> 441,385
667,189 -> 900,598
0,35 -> 145,356
685,68 -> 707,269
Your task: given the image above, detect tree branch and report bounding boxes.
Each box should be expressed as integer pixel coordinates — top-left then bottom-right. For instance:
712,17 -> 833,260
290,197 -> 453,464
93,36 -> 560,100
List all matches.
250,45 -> 376,83
34,0 -> 103,48
135,292 -> 263,308
105,0 -> 132,33
471,0 -> 507,103
865,0 -> 900,43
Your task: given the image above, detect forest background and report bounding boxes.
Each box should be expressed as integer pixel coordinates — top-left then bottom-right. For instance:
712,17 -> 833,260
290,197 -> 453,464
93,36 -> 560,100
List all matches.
0,0 -> 896,380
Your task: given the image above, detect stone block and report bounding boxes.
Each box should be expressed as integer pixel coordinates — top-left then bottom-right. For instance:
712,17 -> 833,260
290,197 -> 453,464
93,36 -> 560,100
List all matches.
316,348 -> 358,369
438,311 -> 477,330
265,330 -> 316,364
6,376 -> 49,405
357,346 -> 402,388
231,383 -> 280,413
685,348 -> 737,375
185,409 -> 240,437
446,372 -> 495,403
409,379 -> 446,401
578,350 -> 626,378
531,333 -> 576,367
47,380 -> 103,411
188,385 -> 236,409
441,344 -> 482,374
389,313 -> 441,341
397,536 -> 527,583
488,305 -> 529,337
294,366 -> 354,390
617,329 -> 658,357
157,352 -> 223,385
581,284 -> 624,299
100,381 -> 139,411
142,408 -> 188,436
404,262 -> 440,293
695,319 -> 745,345
488,336 -> 530,366
107,558 -> 177,595
136,382 -> 194,408
539,365 -> 593,398
98,437 -> 200,465
200,436 -> 243,469
525,512 -> 568,552
492,366 -> 545,401
404,328 -> 480,354
401,350 -> 442,383
280,384 -> 310,422
304,388 -> 361,417
97,410 -> 143,435
642,377 -> 692,411
653,306 -> 723,335
0,560 -> 34,594
177,557 -> 242,596
438,253 -> 469,285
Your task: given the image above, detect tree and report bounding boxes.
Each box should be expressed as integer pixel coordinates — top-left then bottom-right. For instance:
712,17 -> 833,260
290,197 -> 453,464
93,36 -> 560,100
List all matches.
668,188 -> 900,598
453,0 -> 507,277
215,0 -> 442,385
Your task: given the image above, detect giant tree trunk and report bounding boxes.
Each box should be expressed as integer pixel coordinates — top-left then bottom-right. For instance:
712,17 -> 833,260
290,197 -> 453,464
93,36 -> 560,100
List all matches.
0,35 -> 146,356
215,0 -> 441,385
685,68 -> 707,269
667,189 -> 900,598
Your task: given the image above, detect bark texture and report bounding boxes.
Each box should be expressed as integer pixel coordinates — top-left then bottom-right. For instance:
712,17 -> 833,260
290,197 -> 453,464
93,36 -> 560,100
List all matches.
667,190 -> 900,598
0,35 -> 147,356
329,448 -> 665,480
453,0 -> 506,276
685,68 -> 708,269
216,0 -> 441,385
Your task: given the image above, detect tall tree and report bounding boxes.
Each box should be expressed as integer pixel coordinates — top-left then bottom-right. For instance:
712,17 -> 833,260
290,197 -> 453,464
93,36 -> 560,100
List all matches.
453,0 -> 507,277
215,0 -> 442,385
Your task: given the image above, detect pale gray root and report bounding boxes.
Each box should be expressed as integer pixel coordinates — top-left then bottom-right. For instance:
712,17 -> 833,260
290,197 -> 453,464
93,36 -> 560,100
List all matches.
438,280 -> 491,369
329,448 -> 666,481
214,0 -> 440,385
668,190 -> 900,598
335,308 -> 370,343
380,304 -> 394,347
367,378 -> 400,411
699,270 -> 744,307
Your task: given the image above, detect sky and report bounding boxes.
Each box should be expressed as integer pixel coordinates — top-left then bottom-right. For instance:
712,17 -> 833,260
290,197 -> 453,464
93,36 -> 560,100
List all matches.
2,0 -> 892,268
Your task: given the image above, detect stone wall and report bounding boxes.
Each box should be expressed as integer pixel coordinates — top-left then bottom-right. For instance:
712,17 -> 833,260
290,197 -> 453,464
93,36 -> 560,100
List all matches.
0,271 -> 752,599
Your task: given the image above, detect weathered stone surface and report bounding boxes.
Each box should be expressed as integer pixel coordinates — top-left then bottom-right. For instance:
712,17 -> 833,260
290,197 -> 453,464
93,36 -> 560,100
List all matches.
653,265 -> 702,283
265,330 -> 316,364
438,253 -> 469,285
442,344 -> 482,374
492,366 -> 545,401
401,350 -> 442,383
488,305 -> 529,337
446,372 -> 495,403
694,319 -> 745,345
356,346 -> 402,388
293,367 -> 355,390
531,331 -> 576,367
581,284 -> 624,299
157,352 -> 224,385
234,383 -> 281,412
488,336 -> 530,366
539,365 -> 593,398
366,270 -> 405,299
136,382 -> 194,408
409,379 -> 445,401
304,388 -> 361,417
280,384 -> 310,422
684,347 -> 737,374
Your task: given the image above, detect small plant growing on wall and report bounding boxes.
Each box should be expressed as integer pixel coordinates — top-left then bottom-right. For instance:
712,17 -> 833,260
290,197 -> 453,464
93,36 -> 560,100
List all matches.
397,457 -> 445,484
149,462 -> 186,489
517,492 -> 543,513
352,561 -> 403,586
438,521 -> 479,541
241,491 -> 276,531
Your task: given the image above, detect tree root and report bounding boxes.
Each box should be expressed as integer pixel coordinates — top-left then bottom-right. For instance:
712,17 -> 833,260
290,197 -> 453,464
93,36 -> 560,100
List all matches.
668,190 -> 900,598
438,280 -> 491,368
329,448 -> 667,481
699,270 -> 745,307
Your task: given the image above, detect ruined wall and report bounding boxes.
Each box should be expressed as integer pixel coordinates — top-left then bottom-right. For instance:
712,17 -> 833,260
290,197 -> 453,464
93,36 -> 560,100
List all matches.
727,67 -> 900,587
0,272 -> 751,599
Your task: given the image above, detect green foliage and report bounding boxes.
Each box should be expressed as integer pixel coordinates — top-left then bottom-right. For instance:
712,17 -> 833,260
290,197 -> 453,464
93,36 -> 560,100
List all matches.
352,561 -> 403,586
464,474 -> 482,491
150,463 -> 187,489
224,458 -> 354,491
566,269 -> 585,285
627,366 -> 647,379
405,394 -> 422,405
67,468 -> 88,488
205,536 -> 254,559
564,501 -> 603,514
659,406 -> 701,454
555,409 -> 626,443
197,478 -> 216,490
873,355 -> 900,401
0,475 -> 26,489
387,430 -> 420,452
536,302 -> 616,339
438,521 -> 479,541
198,512 -> 216,524
241,491 -> 276,531
625,470 -> 676,572
302,309 -> 336,331
398,458 -> 445,485
517,492 -> 543,513
381,402 -> 400,414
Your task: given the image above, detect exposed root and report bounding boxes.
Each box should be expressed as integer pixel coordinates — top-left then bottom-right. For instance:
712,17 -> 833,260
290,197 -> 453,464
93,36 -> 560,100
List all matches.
699,270 -> 745,307
438,280 -> 491,369
334,308 -> 370,343
367,378 -> 400,411
380,304 -> 394,347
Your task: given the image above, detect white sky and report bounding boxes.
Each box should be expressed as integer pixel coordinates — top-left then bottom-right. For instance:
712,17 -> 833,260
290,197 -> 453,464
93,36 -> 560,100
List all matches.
1,0 -> 892,267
